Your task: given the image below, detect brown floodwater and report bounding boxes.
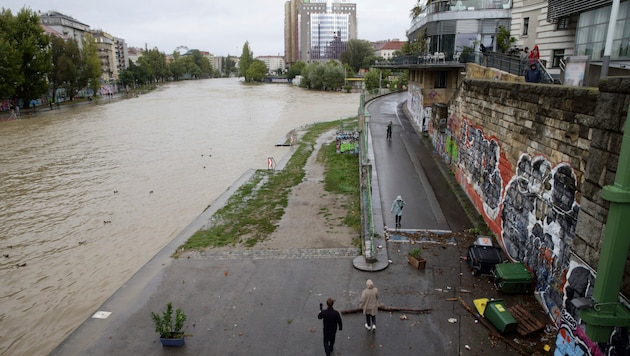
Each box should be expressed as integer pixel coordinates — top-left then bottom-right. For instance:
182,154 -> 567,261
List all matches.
0,78 -> 360,355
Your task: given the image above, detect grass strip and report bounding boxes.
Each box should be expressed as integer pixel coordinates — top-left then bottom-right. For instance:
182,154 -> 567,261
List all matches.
177,118 -> 360,254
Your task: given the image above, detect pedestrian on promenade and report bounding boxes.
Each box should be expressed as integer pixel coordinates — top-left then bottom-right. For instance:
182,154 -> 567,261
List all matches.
391,195 -> 406,228
525,63 -> 541,83
520,47 -> 529,75
386,121 -> 392,140
360,279 -> 379,331
528,45 -> 540,65
318,297 -> 342,356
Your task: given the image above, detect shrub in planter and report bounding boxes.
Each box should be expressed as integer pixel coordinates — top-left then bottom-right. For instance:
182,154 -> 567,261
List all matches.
408,247 -> 426,269
152,302 -> 187,346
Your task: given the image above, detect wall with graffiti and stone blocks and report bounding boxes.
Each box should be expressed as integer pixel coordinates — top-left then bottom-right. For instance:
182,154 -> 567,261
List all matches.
421,77 -> 630,355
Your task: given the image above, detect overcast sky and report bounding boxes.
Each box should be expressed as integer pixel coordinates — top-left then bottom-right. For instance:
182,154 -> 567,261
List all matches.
3,0 -> 416,56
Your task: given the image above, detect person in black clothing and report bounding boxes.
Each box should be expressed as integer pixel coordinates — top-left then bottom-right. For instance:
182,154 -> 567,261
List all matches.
318,297 -> 342,356
386,121 -> 392,140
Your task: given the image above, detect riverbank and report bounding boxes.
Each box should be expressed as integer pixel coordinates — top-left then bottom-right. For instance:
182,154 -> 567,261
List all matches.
178,122 -> 360,255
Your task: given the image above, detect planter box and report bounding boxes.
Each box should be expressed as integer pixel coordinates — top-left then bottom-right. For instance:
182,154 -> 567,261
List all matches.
408,255 -> 426,269
160,335 -> 185,347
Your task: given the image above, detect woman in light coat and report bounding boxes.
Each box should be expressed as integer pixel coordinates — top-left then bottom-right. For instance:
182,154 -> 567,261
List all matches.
391,195 -> 406,228
360,279 -> 379,331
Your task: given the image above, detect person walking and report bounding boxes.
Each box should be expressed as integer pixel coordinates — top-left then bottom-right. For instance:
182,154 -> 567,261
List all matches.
520,47 -> 529,75
360,279 -> 379,331
318,297 -> 342,356
528,45 -> 540,65
391,195 -> 406,228
525,62 -> 541,83
386,121 -> 392,140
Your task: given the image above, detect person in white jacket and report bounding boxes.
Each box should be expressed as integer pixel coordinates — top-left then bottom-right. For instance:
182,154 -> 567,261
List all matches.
391,195 -> 406,228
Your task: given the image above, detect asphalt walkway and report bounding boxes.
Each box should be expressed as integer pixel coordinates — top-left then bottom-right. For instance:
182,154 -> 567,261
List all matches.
51,93 -> 515,356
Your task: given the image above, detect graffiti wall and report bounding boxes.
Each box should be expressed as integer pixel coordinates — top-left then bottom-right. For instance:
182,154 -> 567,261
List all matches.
418,75 -> 630,355
502,154 -> 580,326
443,116 -> 623,355
556,259 -> 630,356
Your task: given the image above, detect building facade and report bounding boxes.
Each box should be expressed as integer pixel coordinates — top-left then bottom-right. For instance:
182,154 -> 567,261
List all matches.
91,30 -> 118,85
285,0 -> 357,65
38,11 -> 90,49
256,56 -> 286,75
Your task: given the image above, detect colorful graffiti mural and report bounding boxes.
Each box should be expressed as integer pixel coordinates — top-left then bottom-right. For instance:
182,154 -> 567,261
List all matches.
458,119 -> 504,221
555,260 -> 630,356
502,154 -> 579,326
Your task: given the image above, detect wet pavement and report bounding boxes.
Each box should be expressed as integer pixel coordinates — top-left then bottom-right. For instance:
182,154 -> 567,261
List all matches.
51,93 -> 536,355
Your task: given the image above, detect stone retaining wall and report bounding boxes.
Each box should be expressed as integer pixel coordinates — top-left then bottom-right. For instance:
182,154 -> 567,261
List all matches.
428,76 -> 630,354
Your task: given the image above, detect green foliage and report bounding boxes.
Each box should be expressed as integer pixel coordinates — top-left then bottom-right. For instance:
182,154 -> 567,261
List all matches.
239,41 -> 254,78
299,62 -> 344,91
189,49 -> 213,77
321,139 -> 361,231
409,247 -> 423,259
340,39 -> 375,73
81,34 -> 102,97
0,8 -> 52,102
400,29 -> 428,56
410,1 -> 423,19
286,61 -> 306,80
364,68 -> 380,91
496,25 -> 516,53
179,119 -> 360,251
245,60 -> 268,82
151,302 -> 187,338
224,55 -> 237,77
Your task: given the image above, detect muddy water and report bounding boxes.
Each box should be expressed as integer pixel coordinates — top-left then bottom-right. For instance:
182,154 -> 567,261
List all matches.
0,78 -> 360,355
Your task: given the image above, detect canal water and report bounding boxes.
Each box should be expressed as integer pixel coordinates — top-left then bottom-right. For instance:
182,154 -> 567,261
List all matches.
0,78 -> 360,354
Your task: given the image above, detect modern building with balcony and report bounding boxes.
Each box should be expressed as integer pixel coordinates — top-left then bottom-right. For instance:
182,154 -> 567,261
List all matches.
375,0 -> 513,131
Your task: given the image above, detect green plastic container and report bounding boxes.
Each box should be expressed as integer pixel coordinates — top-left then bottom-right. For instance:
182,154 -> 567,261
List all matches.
484,299 -> 518,333
492,262 -> 534,294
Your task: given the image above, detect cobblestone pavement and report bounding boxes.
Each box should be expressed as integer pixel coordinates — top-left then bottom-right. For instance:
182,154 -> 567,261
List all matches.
188,247 -> 362,260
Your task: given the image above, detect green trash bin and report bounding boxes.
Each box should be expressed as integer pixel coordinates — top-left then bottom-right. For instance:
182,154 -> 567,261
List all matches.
484,299 -> 518,333
492,262 -> 534,294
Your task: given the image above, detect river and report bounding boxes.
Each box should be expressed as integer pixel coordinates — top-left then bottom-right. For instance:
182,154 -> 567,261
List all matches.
0,78 -> 360,355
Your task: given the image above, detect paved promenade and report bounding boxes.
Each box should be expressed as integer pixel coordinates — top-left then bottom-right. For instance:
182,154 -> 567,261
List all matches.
51,93 -> 523,355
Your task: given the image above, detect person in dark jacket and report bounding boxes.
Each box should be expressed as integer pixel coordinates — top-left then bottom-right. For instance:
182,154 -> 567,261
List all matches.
318,297 -> 342,356
525,63 -> 541,83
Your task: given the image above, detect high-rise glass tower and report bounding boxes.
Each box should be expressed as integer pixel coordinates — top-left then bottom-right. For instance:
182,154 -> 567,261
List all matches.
285,0 -> 357,65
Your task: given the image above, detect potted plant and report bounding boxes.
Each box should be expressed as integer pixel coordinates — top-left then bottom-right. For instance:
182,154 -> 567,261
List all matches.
408,247 -> 426,269
151,302 -> 187,347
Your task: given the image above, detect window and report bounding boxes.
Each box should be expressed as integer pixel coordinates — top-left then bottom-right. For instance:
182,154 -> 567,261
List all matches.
552,49 -> 565,67
523,17 -> 529,36
435,71 -> 447,88
556,17 -> 570,30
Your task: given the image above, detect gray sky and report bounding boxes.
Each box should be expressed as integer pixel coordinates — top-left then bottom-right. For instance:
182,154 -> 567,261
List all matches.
3,0 -> 416,56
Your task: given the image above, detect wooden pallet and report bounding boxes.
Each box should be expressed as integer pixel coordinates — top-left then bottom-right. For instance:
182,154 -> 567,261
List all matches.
508,305 -> 545,336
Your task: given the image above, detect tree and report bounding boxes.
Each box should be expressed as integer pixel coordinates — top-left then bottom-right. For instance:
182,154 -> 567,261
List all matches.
299,62 -> 344,91
2,8 -> 52,105
364,68 -> 380,92
223,55 -> 237,77
81,34 -> 101,98
286,61 -> 306,80
340,39 -> 375,74
239,41 -> 254,78
190,49 -> 212,78
49,37 -> 80,101
496,25 -> 516,53
169,52 -> 187,81
0,10 -> 22,100
245,60 -> 268,82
